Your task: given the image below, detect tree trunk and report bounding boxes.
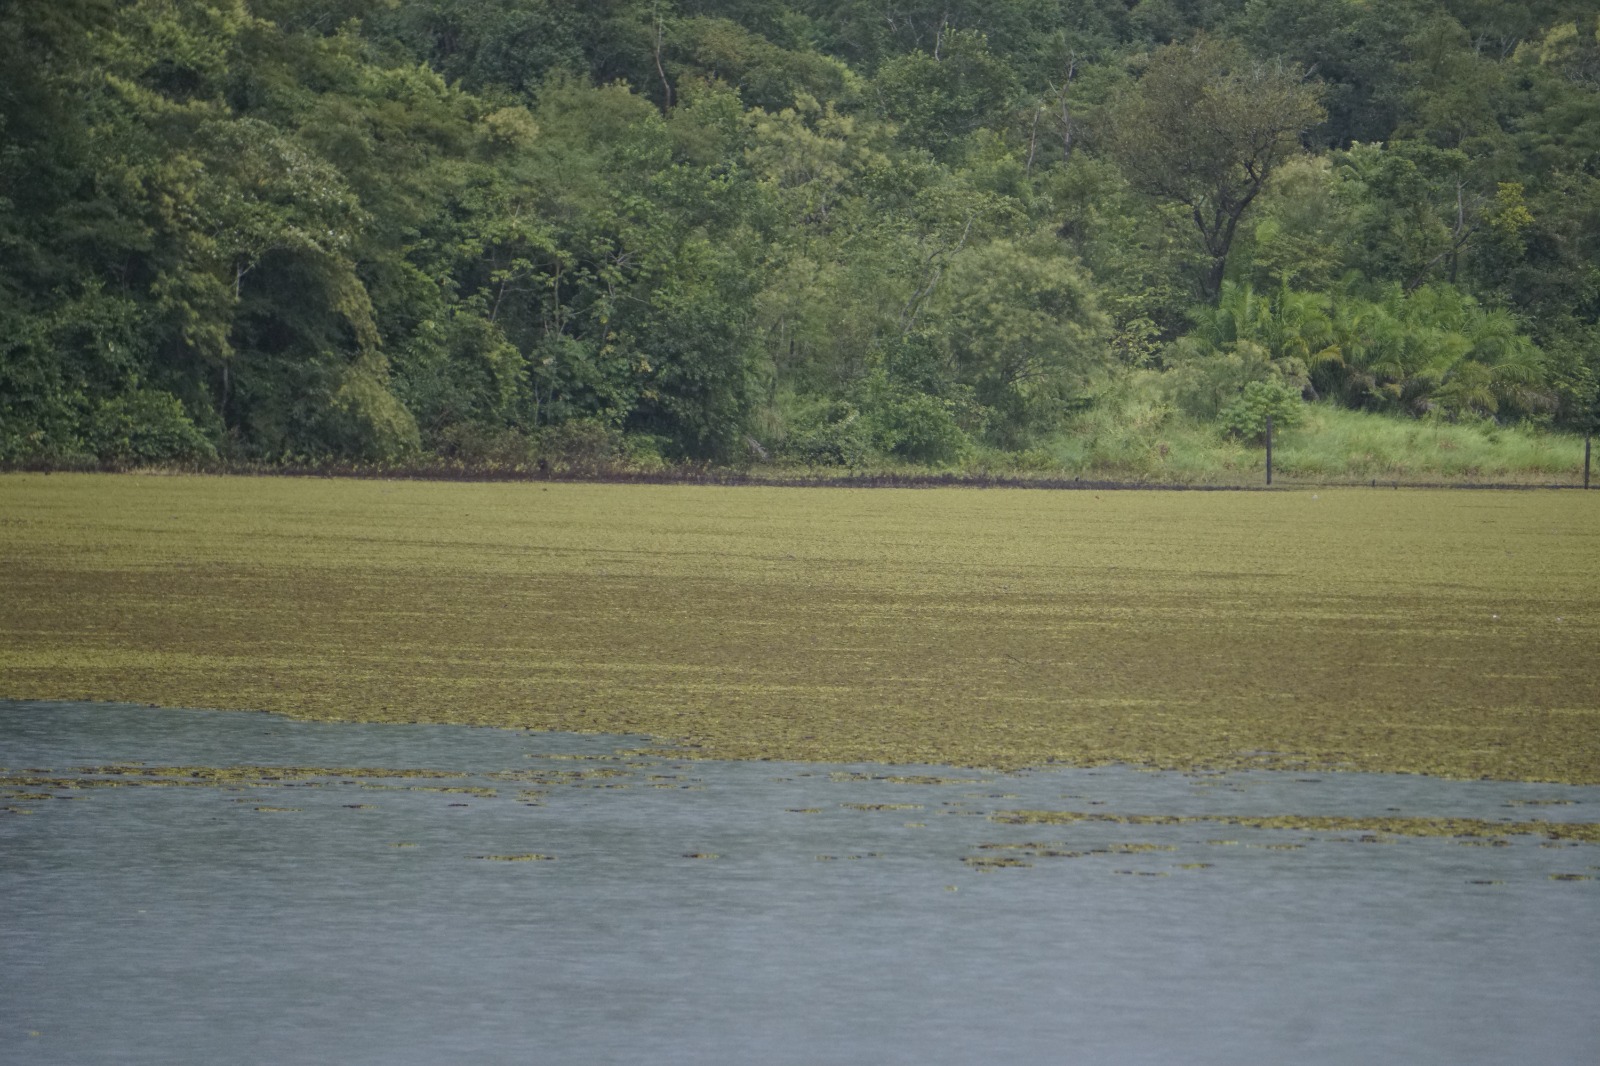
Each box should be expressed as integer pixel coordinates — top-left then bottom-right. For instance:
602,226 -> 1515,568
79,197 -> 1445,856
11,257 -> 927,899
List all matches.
1203,256 -> 1228,302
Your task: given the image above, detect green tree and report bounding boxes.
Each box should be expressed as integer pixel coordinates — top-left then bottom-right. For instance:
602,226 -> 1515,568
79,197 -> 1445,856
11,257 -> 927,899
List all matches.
1334,141 -> 1532,292
1233,0 -> 1426,147
1219,378 -> 1304,442
1108,34 -> 1325,301
874,29 -> 1019,163
934,239 -> 1109,444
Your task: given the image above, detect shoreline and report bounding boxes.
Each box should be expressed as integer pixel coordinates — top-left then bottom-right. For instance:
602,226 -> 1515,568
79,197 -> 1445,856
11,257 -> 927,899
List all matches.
1,462 -> 1590,491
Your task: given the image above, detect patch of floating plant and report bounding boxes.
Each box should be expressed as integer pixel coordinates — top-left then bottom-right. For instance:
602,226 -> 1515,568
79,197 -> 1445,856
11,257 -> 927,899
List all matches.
0,758 -> 715,820
963,855 -> 1031,870
0,765 -> 512,803
510,767 -> 632,782
10,478 -> 1600,785
974,842 -> 1087,859
0,774 -> 188,790
991,810 -> 1600,843
76,765 -> 469,782
475,854 -> 555,862
827,771 -> 983,786
841,802 -> 922,812
1328,835 -> 1399,844
682,853 -> 719,860
9,704 -> 1600,897
968,840 -> 1180,864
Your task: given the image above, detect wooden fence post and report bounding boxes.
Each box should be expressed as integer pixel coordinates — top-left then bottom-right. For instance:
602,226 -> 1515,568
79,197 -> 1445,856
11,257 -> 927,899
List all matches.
1265,415 -> 1273,487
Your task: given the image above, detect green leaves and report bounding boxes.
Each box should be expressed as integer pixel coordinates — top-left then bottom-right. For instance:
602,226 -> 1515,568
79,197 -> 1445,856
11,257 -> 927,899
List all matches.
1219,379 -> 1304,443
86,389 -> 217,464
875,30 -> 1020,163
937,240 -> 1108,442
1108,34 -> 1325,300
2,1 -> 1594,469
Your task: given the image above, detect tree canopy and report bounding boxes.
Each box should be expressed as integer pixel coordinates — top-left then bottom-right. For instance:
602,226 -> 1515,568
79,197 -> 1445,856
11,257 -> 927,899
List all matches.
2,0 -> 1597,467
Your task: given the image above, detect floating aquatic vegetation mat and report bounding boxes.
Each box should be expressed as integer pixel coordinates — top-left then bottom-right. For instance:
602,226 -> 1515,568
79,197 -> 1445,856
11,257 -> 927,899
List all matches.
2,473 -> 1598,781
989,809 -> 1600,842
2,702 -> 1597,1065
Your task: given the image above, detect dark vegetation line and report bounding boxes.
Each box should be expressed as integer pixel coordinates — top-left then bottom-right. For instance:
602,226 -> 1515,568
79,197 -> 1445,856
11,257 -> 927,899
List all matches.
4,457 -> 1589,493
4,456 -> 1258,490
2,1 -> 1597,476
3,457 -> 1248,489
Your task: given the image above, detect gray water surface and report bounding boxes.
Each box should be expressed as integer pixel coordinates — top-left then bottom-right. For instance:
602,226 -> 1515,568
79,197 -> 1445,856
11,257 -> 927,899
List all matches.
2,700 -> 1596,1065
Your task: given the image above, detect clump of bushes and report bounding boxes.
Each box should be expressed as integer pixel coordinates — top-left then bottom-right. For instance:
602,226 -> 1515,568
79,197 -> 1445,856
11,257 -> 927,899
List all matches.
87,390 -> 216,464
1219,380 -> 1305,443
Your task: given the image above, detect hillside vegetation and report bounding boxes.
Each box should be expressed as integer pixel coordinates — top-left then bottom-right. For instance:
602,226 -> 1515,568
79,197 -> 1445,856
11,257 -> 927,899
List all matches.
3,1 -> 1598,475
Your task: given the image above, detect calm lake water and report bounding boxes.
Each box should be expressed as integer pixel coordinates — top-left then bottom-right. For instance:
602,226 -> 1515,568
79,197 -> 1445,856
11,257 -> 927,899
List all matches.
2,700 -> 1597,1065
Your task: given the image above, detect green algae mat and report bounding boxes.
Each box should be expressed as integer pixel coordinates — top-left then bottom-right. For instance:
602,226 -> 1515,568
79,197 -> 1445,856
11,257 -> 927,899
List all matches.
2,473 -> 1597,782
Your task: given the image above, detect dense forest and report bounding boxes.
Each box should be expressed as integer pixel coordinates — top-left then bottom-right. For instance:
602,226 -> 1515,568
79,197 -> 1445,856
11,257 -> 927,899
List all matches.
2,0 -> 1597,471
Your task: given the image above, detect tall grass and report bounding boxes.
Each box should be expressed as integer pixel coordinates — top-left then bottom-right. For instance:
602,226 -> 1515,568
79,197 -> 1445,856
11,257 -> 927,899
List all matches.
1010,374 -> 1591,486
1271,405 -> 1583,483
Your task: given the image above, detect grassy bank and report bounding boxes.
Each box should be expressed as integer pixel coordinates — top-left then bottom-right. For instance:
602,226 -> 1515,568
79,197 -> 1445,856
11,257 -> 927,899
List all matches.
1017,391 -> 1592,486
2,473 -> 1597,781
5,401 -> 1590,489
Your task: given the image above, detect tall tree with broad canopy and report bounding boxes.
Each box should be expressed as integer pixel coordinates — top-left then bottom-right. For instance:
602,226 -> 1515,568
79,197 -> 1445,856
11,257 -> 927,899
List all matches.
1109,34 -> 1325,302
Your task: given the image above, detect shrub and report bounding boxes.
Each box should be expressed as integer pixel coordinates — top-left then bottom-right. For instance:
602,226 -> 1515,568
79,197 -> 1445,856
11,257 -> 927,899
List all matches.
1219,379 -> 1305,443
433,424 -> 534,466
781,403 -> 875,467
533,418 -> 629,466
871,393 -> 972,465
86,390 -> 216,464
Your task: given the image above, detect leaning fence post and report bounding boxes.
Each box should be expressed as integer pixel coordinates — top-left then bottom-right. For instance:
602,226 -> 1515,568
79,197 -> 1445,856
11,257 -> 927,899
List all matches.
1265,414 -> 1274,486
